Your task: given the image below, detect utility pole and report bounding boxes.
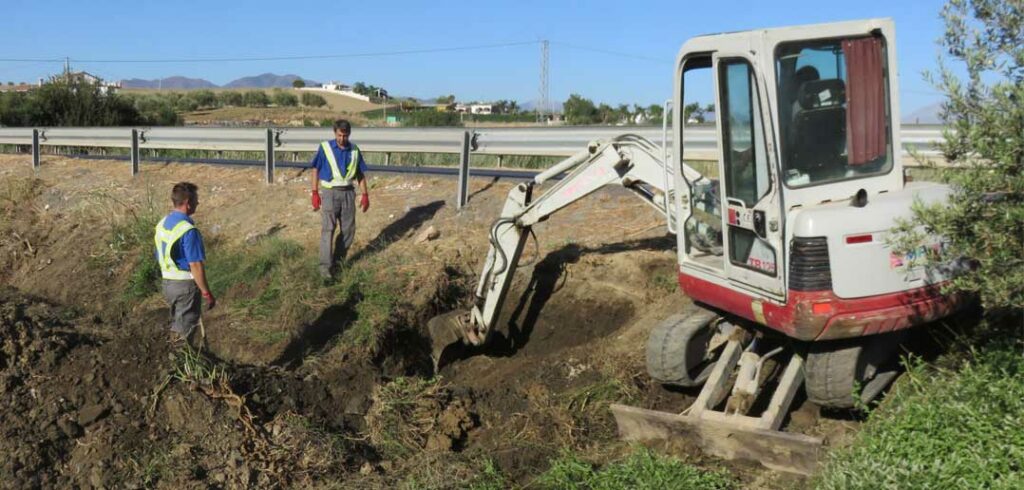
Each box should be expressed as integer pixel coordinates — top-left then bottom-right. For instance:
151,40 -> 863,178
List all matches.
538,40 -> 549,124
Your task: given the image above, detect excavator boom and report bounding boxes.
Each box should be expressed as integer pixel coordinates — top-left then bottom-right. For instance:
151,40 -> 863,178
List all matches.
430,134 -> 710,369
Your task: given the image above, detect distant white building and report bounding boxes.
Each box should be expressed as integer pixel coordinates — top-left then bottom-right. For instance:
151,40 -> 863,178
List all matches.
455,103 -> 493,115
470,104 -> 493,115
55,71 -> 120,94
320,81 -> 349,91
305,81 -> 371,102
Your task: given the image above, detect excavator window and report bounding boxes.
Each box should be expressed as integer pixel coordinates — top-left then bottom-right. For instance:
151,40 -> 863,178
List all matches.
775,36 -> 893,187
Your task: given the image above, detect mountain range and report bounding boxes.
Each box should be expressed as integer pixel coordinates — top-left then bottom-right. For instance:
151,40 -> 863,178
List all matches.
121,73 -> 319,89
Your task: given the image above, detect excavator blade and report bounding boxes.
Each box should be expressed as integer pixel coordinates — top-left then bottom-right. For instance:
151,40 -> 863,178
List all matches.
609,404 -> 824,476
428,311 -> 470,372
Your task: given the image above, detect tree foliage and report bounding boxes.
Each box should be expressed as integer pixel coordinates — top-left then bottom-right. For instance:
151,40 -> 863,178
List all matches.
0,78 -> 171,126
403,110 -> 462,127
300,92 -> 327,107
271,90 -> 298,107
292,79 -> 306,88
563,93 -> 599,125
242,90 -> 269,108
900,0 -> 1024,309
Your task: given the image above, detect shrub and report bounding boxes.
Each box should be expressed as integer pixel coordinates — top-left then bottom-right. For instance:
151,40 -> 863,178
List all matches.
403,110 -> 461,127
189,90 -> 218,109
893,0 -> 1024,309
301,92 -> 327,107
217,91 -> 243,107
272,90 -> 298,107
0,78 -> 145,127
242,91 -> 270,108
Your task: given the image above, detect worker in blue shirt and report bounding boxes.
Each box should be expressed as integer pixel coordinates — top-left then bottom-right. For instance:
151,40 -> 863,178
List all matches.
154,182 -> 216,344
310,119 -> 370,281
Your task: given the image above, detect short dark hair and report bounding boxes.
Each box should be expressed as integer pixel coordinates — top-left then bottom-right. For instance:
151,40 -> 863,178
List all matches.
332,119 -> 351,133
171,182 -> 198,207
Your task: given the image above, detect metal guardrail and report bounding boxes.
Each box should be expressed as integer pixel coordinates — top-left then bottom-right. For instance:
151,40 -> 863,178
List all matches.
0,124 -> 945,159
0,124 -> 946,207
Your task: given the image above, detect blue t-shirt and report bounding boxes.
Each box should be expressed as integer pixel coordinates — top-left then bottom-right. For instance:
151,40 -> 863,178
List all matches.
310,140 -> 368,183
155,211 -> 206,271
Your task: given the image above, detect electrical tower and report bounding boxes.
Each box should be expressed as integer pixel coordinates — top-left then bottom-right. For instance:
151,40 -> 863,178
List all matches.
538,40 -> 549,123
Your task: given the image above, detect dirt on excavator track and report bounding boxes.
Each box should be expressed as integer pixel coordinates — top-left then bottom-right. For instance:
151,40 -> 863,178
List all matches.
0,154 -> 853,488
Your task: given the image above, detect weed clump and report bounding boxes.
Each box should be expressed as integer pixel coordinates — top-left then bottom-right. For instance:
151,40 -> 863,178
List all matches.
365,376 -> 476,459
536,447 -> 735,490
815,335 -> 1024,490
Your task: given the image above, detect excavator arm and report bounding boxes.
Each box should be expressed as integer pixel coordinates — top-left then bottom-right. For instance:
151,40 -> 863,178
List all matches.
429,134 -> 711,368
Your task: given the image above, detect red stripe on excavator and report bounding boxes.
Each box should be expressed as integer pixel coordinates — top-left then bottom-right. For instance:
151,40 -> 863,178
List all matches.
677,272 -> 962,341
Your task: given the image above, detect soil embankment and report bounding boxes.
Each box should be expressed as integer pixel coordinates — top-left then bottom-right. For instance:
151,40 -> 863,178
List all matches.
0,154 -> 814,488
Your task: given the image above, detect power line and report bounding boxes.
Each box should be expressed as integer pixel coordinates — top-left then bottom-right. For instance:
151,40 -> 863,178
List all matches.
549,41 -> 666,63
5,41 -> 541,64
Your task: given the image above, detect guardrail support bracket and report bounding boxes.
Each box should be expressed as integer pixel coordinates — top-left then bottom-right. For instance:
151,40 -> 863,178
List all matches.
131,129 -> 141,177
457,131 -> 472,209
31,129 -> 40,171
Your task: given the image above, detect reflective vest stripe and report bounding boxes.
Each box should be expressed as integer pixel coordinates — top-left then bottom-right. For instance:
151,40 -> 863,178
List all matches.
154,216 -> 195,280
319,141 -> 360,188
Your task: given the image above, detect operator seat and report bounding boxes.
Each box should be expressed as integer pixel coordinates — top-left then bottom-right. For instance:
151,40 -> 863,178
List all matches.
789,79 -> 847,177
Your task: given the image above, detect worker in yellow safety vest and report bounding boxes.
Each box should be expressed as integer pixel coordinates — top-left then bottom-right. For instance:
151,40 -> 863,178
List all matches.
310,119 -> 370,281
154,182 -> 216,344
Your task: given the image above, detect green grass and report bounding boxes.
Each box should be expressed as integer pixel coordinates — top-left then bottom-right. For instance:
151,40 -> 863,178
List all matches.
332,263 -> 399,350
815,335 -> 1024,489
535,447 -> 735,490
101,191 -> 163,302
205,236 -> 316,321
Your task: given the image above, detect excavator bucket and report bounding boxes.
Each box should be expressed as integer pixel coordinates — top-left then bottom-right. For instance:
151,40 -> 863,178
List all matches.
427,311 -> 471,372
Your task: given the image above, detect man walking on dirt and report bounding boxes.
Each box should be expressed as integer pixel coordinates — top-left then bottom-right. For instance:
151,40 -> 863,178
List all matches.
310,119 -> 370,281
155,182 -> 216,344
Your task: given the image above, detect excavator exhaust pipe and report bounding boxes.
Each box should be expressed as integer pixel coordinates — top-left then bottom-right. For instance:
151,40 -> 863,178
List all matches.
428,311 -> 475,372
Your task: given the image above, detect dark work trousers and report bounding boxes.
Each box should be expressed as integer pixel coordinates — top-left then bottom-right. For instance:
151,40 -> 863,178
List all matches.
320,187 -> 356,278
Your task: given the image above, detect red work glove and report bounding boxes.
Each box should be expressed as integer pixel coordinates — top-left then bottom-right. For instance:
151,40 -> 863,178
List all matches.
360,193 -> 370,213
202,291 -> 217,310
311,190 -> 321,211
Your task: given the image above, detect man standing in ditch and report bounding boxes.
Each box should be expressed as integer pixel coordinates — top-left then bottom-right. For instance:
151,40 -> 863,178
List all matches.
310,119 -> 370,282
155,182 -> 216,344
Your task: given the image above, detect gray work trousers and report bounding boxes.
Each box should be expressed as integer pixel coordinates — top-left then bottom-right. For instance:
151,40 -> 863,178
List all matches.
162,279 -> 200,336
320,187 -> 356,278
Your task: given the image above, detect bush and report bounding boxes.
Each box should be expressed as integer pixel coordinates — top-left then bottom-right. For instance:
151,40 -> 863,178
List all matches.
217,91 -> 243,107
131,95 -> 181,126
174,97 -> 198,112
895,0 -> 1024,309
189,90 -> 218,109
0,78 -> 145,127
403,110 -> 461,127
272,90 -> 298,107
242,91 -> 270,108
301,92 -> 327,107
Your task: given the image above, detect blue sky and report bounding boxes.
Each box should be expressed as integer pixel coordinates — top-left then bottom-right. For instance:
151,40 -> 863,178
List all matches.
2,0 -> 948,113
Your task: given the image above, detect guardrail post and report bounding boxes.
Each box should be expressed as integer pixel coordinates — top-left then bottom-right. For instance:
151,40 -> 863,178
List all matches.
31,129 -> 40,171
130,129 -> 141,177
385,152 -> 391,166
264,128 -> 275,184
457,131 -> 471,209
